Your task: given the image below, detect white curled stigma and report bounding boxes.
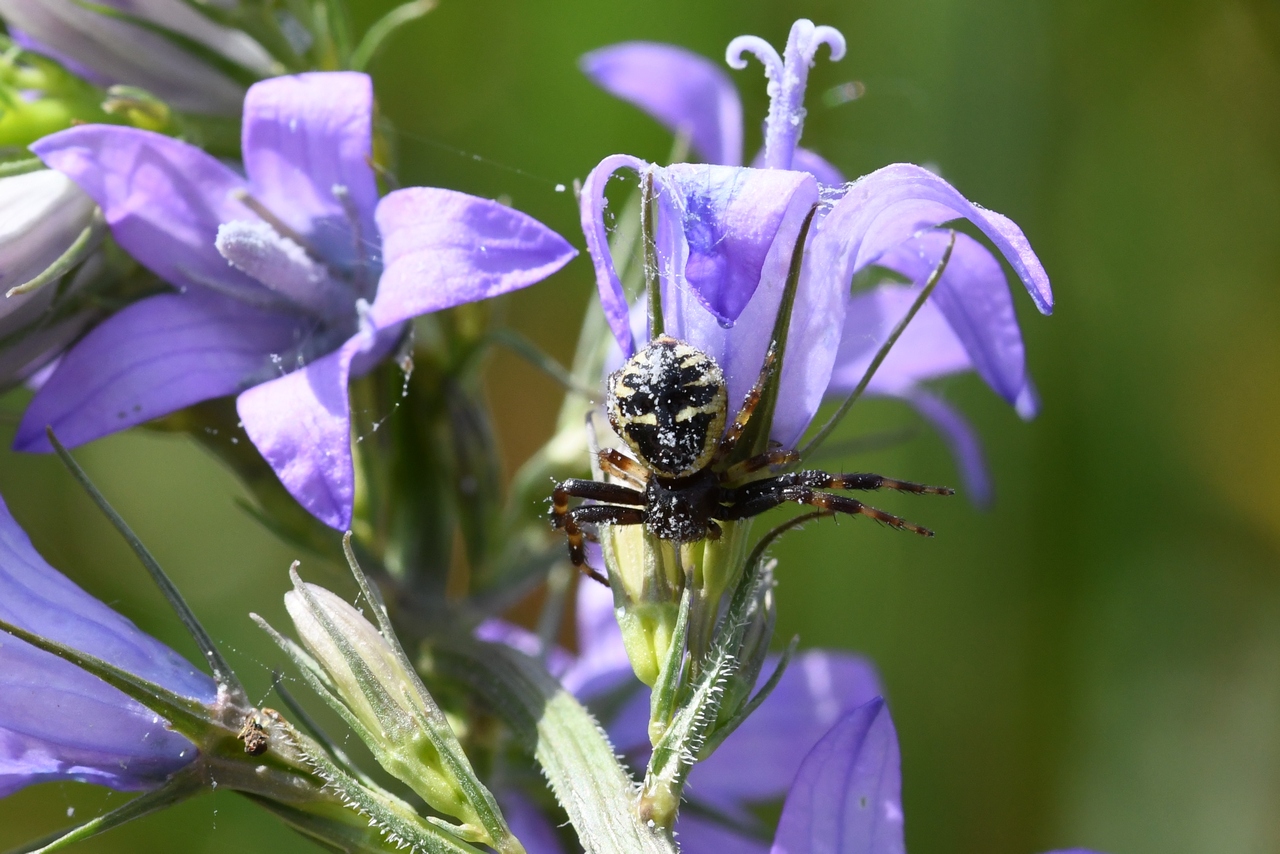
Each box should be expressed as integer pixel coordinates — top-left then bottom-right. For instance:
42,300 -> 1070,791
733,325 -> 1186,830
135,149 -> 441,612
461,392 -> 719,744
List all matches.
725,19 -> 846,171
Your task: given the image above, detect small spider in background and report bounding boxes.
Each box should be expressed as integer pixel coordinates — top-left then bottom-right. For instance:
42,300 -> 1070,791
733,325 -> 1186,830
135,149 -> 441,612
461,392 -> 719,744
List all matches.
550,335 -> 953,581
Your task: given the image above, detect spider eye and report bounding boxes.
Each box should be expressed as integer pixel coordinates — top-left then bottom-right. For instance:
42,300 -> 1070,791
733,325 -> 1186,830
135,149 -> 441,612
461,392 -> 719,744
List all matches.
607,336 -> 727,478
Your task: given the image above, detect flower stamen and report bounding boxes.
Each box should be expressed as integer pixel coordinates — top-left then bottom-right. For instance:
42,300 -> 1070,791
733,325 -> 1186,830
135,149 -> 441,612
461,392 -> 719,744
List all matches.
229,187 -> 324,261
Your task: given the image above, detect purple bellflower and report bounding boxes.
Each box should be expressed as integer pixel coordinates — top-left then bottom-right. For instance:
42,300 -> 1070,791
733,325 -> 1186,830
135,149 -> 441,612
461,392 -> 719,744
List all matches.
17,71 -> 577,529
581,23 -> 1049,498
0,0 -> 277,115
0,492 -> 214,796
496,582 -> 1105,854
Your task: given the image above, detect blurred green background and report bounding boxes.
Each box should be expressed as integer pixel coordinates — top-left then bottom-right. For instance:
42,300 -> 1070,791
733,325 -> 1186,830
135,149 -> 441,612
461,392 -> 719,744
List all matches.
2,0 -> 1278,852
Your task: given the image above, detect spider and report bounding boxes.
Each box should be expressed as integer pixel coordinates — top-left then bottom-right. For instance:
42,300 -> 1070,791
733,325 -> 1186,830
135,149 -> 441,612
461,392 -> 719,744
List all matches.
550,335 -> 953,581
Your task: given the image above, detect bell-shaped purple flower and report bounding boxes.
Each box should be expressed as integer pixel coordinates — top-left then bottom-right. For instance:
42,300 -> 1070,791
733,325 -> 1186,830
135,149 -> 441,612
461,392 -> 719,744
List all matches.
582,22 -> 1049,495
0,0 -> 277,115
0,493 -> 215,796
17,71 -> 577,529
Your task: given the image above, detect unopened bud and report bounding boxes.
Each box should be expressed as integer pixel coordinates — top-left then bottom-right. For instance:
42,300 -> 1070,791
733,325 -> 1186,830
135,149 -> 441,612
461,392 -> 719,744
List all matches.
284,571 -> 521,852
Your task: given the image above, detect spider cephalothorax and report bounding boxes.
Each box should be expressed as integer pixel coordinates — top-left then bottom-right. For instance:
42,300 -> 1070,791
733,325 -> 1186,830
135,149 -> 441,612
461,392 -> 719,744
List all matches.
551,335 -> 953,578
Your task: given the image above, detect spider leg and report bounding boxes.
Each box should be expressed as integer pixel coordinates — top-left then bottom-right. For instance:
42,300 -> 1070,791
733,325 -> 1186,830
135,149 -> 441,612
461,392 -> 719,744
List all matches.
550,478 -> 646,529
706,518 -> 722,540
760,470 -> 954,496
714,342 -> 778,463
718,482 -> 935,537
560,504 -> 648,581
598,448 -> 649,487
720,449 -> 801,482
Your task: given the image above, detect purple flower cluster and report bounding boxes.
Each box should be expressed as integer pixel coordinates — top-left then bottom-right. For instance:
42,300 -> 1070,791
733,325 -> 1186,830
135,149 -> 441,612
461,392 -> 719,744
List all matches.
0,493 -> 211,795
581,21 -> 1050,501
490,582 -> 1101,854
18,71 -> 576,529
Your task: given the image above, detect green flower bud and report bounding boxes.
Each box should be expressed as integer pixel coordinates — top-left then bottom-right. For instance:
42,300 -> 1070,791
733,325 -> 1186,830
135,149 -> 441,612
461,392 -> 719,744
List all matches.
284,571 -> 523,853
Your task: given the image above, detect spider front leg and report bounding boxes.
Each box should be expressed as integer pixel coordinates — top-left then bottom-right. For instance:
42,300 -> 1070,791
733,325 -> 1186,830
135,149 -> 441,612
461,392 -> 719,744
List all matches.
550,478 -> 647,582
558,503 -> 648,584
718,479 -> 938,537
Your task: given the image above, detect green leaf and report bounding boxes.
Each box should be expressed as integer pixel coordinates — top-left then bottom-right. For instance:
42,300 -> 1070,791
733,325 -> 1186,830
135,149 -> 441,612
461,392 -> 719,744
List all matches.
436,638 -> 678,854
647,586 -> 691,744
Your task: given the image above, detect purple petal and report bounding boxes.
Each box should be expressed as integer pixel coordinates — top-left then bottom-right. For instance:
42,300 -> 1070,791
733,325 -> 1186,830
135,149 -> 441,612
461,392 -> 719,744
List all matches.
828,283 -> 972,396
474,620 -> 575,682
0,493 -> 212,796
691,651 -> 883,818
771,698 -> 905,854
877,231 -> 1028,406
752,146 -> 847,186
32,125 -> 264,298
14,292 -> 300,452
237,333 -> 367,530
242,73 -> 379,263
581,42 -> 744,166
373,187 -> 577,329
0,1 -> 260,115
496,789 -> 566,854
657,166 -> 822,435
657,163 -> 817,326
903,388 -> 992,508
560,579 -> 635,700
579,153 -> 650,357
812,163 -> 1052,315
677,814 -> 770,854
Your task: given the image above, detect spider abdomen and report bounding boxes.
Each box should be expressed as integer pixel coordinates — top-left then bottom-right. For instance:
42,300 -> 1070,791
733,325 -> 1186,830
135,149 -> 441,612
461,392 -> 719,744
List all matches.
607,336 -> 728,479
644,469 -> 721,543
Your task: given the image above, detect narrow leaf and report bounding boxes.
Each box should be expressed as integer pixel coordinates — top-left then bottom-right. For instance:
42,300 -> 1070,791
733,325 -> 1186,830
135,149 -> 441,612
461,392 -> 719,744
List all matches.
647,586 -> 691,744
17,767 -> 204,854
46,429 -> 248,702
436,638 -> 678,854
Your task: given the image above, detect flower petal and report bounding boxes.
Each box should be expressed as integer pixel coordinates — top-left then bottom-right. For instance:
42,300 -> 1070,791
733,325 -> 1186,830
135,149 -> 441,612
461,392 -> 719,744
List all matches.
690,651 -> 883,818
579,153 -> 650,357
0,493 -> 212,795
0,0 -> 264,115
877,231 -> 1027,406
752,146 -> 846,186
242,73 -> 380,264
31,125 -> 264,298
236,334 -> 365,530
771,697 -> 905,854
813,162 -> 1052,315
496,789 -> 567,854
677,814 -> 770,854
903,387 -> 992,508
657,165 -> 821,432
657,163 -> 817,326
581,42 -> 744,167
0,169 -> 96,300
14,292 -> 301,452
373,187 -> 577,329
827,282 -> 972,396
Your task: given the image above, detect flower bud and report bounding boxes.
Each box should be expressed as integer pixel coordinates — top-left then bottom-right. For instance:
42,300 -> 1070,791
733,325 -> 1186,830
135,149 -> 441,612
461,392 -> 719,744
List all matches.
284,574 -> 521,852
0,168 -> 103,388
